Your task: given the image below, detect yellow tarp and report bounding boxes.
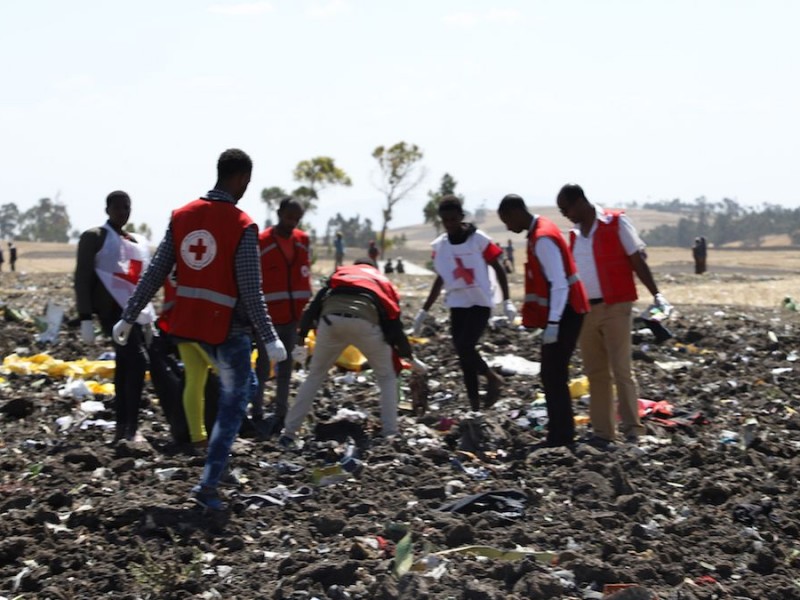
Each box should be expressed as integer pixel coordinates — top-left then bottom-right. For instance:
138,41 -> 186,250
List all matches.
2,353 -> 116,379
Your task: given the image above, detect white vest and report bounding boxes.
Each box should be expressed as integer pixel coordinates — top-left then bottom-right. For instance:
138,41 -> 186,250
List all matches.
432,230 -> 495,308
94,223 -> 155,324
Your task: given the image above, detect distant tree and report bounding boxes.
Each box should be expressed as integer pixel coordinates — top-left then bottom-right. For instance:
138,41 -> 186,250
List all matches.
292,157 -> 352,213
260,186 -> 287,227
424,173 -> 461,234
373,142 -> 425,258
325,213 -> 376,250
17,198 -> 71,243
124,222 -> 153,241
0,202 -> 20,238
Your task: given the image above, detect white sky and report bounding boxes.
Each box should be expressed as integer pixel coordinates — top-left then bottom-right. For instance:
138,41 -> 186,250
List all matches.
2,0 -> 798,241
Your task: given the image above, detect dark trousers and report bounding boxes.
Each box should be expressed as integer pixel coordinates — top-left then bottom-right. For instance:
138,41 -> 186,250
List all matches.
111,324 -> 148,440
450,306 -> 491,403
254,321 -> 298,419
540,306 -> 584,445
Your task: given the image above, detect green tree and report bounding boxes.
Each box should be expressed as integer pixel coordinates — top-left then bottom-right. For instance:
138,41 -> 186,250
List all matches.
124,222 -> 153,241
292,157 -> 352,213
17,198 -> 72,243
372,142 -> 425,258
260,186 -> 287,227
325,213 -> 376,250
0,202 -> 20,239
424,173 -> 462,234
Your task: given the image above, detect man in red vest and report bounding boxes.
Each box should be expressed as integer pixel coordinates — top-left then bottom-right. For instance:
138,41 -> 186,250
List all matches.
279,259 -> 426,446
498,194 -> 589,448
114,149 -> 286,510
253,196 -> 312,435
557,183 -> 671,447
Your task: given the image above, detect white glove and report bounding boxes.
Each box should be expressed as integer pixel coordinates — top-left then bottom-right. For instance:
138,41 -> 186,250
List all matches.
80,320 -> 95,344
652,293 -> 673,319
112,320 -> 132,346
412,309 -> 428,336
503,299 -> 517,322
542,323 -> 559,345
410,357 -> 428,374
266,339 -> 287,363
291,345 -> 308,364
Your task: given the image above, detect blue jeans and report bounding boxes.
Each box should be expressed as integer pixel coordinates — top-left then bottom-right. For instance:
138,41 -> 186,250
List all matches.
199,333 -> 256,489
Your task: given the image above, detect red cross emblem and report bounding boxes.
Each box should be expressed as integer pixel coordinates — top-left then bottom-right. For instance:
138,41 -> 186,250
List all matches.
189,238 -> 207,261
114,259 -> 143,285
452,257 -> 475,285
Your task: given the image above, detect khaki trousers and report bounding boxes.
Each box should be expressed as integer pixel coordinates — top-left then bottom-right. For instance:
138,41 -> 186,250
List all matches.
284,315 -> 398,438
579,301 -> 644,440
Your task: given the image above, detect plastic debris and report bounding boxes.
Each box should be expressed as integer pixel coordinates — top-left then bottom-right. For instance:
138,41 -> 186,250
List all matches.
488,354 -> 540,376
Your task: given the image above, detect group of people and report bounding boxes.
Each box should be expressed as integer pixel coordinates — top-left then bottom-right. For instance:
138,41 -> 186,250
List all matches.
0,241 -> 17,272
73,147 -> 671,510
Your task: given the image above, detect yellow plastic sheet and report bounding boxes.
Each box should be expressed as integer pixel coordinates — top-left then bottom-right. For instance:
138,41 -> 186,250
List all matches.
569,375 -> 589,399
2,353 -> 116,379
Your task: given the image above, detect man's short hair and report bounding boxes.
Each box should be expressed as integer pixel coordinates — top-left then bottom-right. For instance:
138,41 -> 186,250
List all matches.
106,190 -> 131,208
278,196 -> 304,213
438,194 -> 464,215
557,183 -> 587,204
498,193 -> 527,214
217,148 -> 253,180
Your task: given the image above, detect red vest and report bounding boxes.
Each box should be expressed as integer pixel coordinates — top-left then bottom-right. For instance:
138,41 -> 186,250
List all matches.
170,198 -> 254,344
524,217 -> 589,328
259,227 -> 312,324
156,268 -> 178,334
569,209 -> 637,304
329,264 -> 400,320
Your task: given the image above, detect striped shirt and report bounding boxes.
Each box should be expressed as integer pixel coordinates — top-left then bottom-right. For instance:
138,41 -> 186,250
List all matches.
122,190 -> 277,345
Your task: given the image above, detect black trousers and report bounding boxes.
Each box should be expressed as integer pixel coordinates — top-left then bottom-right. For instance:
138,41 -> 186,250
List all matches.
540,306 -> 584,445
450,306 -> 491,403
101,312 -> 148,440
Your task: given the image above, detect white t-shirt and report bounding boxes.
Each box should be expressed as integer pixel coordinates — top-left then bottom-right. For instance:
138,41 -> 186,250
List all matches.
570,207 -> 645,300
432,228 -> 500,308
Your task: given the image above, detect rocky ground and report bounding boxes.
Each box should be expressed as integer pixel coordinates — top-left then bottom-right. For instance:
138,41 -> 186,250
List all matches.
2,272 -> 800,600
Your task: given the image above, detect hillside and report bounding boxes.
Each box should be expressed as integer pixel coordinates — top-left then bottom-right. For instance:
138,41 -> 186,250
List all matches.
391,206 -> 683,251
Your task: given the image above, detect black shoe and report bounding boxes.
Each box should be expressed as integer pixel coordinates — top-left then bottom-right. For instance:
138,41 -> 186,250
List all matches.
190,485 -> 225,511
582,435 -> 617,451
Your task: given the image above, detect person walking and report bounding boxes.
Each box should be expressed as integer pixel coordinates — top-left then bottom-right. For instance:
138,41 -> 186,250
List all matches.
254,196 -> 312,436
333,232 -> 345,268
504,239 -> 515,273
692,236 -> 707,274
114,148 -> 286,510
413,195 -> 515,411
498,194 -> 589,447
8,242 -> 16,272
74,191 -> 155,443
556,183 -> 671,446
280,259 -> 425,445
367,239 -> 380,263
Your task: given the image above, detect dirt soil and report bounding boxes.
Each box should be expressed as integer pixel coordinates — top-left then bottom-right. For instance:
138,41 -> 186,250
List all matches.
2,270 -> 800,600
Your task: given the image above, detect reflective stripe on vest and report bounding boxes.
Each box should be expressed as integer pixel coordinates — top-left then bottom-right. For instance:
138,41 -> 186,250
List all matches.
176,285 -> 237,308
263,290 -> 313,302
260,243 -> 277,256
523,274 -> 580,307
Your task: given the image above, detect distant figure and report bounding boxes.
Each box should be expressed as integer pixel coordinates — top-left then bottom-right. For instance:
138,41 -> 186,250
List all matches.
396,257 -> 405,274
504,239 -> 515,273
334,232 -> 345,269
384,258 -> 394,274
8,242 -> 16,272
692,236 -> 707,274
368,239 -> 380,262
0,245 -> 4,272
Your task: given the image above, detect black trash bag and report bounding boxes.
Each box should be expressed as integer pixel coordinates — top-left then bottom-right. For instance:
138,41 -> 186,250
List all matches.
439,489 -> 527,519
